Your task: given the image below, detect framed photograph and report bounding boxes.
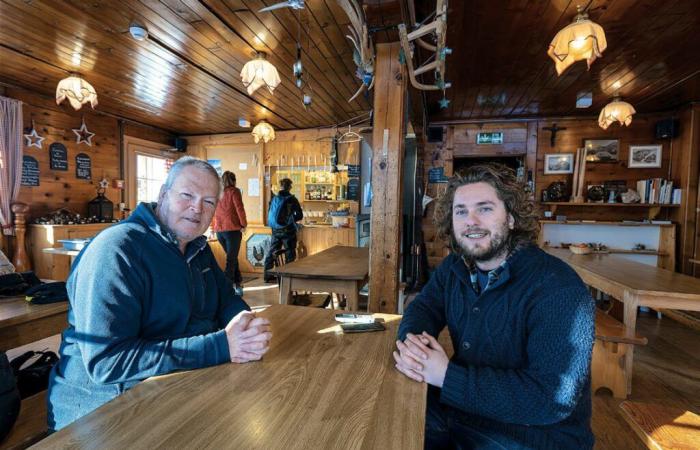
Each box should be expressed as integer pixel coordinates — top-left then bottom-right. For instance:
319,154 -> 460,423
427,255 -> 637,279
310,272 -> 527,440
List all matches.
544,153 -> 574,174
584,139 -> 619,162
628,145 -> 662,168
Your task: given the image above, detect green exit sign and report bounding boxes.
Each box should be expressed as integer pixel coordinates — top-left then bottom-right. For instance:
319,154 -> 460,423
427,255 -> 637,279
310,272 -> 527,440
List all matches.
476,132 -> 504,144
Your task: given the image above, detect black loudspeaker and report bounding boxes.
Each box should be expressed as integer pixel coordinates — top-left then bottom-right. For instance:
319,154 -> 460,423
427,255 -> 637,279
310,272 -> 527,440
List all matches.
427,126 -> 444,143
174,137 -> 188,152
655,119 -> 679,139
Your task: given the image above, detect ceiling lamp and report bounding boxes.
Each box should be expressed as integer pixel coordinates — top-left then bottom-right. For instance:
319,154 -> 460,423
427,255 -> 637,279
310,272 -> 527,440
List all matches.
547,5 -> 607,76
598,97 -> 636,130
252,121 -> 275,143
55,75 -> 98,110
240,52 -> 281,96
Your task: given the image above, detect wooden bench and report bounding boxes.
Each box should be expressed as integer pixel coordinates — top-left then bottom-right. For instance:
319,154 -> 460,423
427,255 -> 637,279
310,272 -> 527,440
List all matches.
592,309 -> 647,399
0,390 -> 48,450
620,401 -> 700,449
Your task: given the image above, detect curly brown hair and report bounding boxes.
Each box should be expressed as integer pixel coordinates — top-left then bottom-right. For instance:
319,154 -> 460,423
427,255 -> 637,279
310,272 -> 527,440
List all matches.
433,163 -> 540,255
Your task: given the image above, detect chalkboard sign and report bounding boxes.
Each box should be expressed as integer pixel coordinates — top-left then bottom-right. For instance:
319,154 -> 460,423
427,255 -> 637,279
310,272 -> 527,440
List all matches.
21,156 -> 40,186
76,153 -> 92,180
428,167 -> 449,183
346,178 -> 360,201
49,142 -> 68,171
347,164 -> 360,178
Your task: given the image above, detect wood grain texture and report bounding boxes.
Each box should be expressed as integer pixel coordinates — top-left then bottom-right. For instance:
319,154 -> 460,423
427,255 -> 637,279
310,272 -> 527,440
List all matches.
272,246 -> 368,281
0,296 -> 68,350
33,305 -> 426,450
619,401 -> 700,450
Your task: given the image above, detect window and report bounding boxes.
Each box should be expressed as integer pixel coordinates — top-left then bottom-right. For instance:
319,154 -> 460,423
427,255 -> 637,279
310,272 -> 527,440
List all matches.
135,154 -> 171,204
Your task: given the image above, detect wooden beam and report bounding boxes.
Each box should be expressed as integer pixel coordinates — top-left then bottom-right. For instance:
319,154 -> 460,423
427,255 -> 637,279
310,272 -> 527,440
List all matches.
369,42 -> 407,314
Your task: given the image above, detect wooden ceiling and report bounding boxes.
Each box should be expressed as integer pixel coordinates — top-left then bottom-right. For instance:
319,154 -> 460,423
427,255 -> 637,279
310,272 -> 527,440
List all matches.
416,0 -> 700,122
0,0 -> 370,134
2,0 -> 699,135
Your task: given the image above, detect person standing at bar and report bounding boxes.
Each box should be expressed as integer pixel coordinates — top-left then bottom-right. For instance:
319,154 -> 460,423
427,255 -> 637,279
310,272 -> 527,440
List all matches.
212,171 -> 247,296
263,178 -> 303,283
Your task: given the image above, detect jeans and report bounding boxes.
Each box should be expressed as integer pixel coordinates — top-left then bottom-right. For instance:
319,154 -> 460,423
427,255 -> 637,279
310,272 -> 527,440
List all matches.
216,230 -> 242,285
263,228 -> 297,280
425,386 -> 524,450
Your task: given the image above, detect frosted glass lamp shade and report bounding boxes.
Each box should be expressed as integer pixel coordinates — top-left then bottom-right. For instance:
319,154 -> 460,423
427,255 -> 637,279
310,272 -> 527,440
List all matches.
56,76 -> 98,110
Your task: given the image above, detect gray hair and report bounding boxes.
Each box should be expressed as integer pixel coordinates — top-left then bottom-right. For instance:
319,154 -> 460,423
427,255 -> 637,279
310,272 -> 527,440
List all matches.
163,156 -> 222,197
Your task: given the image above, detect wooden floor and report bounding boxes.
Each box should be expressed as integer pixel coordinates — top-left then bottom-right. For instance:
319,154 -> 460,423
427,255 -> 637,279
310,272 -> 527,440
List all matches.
242,278 -> 700,449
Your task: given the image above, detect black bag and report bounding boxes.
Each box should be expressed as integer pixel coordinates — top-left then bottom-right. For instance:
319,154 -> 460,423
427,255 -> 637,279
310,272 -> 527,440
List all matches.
25,282 -> 68,305
10,351 -> 59,399
0,271 -> 42,297
0,351 -> 20,440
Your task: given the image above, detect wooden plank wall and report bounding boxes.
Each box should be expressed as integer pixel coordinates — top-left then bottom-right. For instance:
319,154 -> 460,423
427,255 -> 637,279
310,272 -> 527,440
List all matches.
3,87 -> 173,220
423,112 -> 697,269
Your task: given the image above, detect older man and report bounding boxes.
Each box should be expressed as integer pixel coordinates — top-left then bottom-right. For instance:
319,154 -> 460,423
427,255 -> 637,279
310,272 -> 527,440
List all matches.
395,164 -> 595,449
48,157 -> 272,431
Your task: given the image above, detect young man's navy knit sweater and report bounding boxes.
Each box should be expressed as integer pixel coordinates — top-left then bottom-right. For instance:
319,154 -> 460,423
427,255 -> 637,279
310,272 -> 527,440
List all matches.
47,203 -> 249,430
399,244 -> 595,449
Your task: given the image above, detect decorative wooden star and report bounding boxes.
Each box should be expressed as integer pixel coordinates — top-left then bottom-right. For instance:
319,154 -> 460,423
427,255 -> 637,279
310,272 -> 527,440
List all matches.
439,97 -> 450,109
73,119 -> 95,146
24,125 -> 45,149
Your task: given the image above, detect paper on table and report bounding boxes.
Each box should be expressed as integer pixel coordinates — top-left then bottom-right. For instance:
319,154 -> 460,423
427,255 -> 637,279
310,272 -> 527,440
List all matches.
248,178 -> 260,197
239,162 -> 248,170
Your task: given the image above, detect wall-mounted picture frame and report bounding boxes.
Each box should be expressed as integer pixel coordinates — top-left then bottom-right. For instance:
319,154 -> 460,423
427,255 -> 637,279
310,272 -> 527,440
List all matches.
628,145 -> 662,168
584,139 -> 619,162
544,153 -> 574,174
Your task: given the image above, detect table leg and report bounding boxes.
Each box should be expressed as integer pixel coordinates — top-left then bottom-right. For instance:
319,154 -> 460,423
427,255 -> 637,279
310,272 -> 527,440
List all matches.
279,276 -> 292,305
622,291 -> 639,395
345,281 -> 360,312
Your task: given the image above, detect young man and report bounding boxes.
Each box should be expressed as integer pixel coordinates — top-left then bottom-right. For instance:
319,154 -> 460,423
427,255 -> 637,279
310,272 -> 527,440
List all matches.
263,178 -> 303,282
48,157 -> 272,431
395,164 -> 595,449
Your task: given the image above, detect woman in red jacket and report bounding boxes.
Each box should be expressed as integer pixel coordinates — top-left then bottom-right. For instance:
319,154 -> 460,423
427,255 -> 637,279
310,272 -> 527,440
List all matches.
212,171 -> 247,295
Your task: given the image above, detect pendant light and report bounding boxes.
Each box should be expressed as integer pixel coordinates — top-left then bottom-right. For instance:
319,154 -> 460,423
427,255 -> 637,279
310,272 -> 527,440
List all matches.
547,5 -> 607,76
252,121 -> 276,143
55,75 -> 98,110
240,52 -> 281,96
598,97 -> 636,130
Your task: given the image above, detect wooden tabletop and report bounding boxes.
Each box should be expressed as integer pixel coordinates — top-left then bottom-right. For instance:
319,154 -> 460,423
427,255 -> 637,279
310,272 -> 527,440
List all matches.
0,296 -> 68,350
272,246 -> 369,280
619,401 -> 700,450
35,304 -> 426,449
545,248 -> 700,301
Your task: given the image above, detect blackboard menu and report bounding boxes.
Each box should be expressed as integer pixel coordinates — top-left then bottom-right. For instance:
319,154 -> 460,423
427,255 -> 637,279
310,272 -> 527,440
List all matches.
49,142 -> 68,171
76,153 -> 92,180
347,164 -> 360,178
346,178 -> 360,201
21,156 -> 40,186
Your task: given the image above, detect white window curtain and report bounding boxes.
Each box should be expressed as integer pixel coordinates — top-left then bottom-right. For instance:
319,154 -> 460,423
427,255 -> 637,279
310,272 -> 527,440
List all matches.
0,96 -> 23,236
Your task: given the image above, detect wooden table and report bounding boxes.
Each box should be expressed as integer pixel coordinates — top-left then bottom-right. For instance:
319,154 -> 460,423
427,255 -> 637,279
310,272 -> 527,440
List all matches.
0,295 -> 68,350
273,246 -> 370,311
546,248 -> 700,393
34,305 -> 426,450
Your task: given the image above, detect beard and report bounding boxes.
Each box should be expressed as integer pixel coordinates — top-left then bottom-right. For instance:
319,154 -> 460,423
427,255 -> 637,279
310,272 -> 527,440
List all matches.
453,222 -> 511,263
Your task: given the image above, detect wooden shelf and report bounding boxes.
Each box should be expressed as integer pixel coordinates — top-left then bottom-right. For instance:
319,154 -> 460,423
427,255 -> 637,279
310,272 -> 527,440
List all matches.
540,220 -> 674,227
541,202 -> 679,220
303,199 -> 345,203
541,202 -> 680,208
545,246 -> 667,256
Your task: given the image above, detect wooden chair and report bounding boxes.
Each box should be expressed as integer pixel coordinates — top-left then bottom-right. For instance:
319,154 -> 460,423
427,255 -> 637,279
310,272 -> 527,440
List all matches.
592,309 -> 647,399
619,401 -> 700,449
274,250 -> 337,309
0,390 -> 48,449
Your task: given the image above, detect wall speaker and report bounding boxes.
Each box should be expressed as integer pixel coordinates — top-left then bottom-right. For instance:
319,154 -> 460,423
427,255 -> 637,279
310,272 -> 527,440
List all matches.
655,119 -> 679,139
427,126 -> 444,143
174,137 -> 188,152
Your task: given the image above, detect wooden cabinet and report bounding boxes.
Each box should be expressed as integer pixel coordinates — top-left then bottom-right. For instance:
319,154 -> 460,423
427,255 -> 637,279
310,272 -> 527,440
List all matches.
28,223 -> 113,280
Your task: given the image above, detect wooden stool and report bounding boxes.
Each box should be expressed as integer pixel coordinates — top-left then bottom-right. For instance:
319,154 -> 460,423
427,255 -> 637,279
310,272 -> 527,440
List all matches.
592,309 -> 647,398
620,401 -> 700,449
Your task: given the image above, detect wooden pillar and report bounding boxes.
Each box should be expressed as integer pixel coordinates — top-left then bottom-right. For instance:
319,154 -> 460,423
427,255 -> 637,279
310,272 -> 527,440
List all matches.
368,42 -> 407,314
11,203 -> 31,272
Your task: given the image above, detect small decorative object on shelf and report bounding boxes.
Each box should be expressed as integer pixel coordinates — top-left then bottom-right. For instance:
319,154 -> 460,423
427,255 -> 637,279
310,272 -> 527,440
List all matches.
569,243 -> 592,255
587,185 -> 605,202
544,181 -> 569,202
621,189 -> 641,204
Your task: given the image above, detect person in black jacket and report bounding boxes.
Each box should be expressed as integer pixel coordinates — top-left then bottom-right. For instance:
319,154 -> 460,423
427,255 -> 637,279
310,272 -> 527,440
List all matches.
264,178 -> 303,283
